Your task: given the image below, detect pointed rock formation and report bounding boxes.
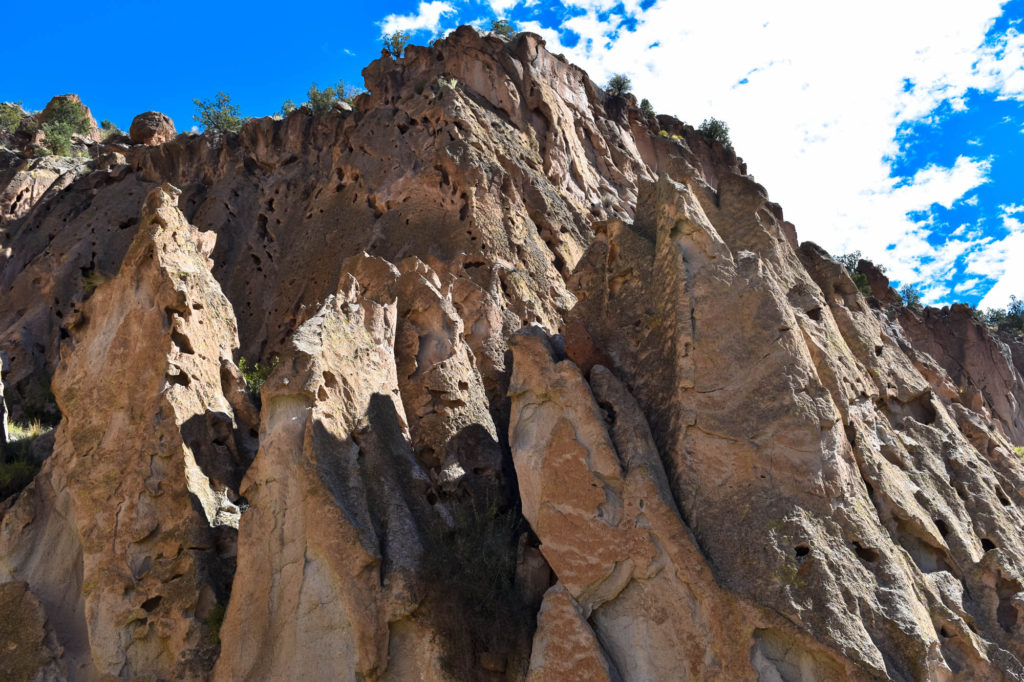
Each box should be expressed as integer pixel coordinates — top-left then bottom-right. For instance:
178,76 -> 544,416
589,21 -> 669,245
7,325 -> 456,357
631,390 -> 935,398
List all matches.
215,270 -> 441,682
0,183 -> 249,679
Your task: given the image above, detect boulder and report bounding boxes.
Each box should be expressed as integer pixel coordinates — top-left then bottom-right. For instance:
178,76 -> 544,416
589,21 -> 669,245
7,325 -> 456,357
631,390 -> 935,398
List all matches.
129,111 -> 176,146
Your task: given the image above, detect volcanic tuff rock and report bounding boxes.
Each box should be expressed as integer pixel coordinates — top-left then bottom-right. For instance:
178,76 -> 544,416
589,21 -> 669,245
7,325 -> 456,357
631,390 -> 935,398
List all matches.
2,24 -> 1024,682
0,183 -> 250,679
129,111 -> 177,147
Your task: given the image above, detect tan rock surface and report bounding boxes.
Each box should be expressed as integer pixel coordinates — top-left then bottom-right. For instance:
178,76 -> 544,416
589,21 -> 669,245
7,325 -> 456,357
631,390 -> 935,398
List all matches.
214,271 -> 442,682
0,183 -> 249,679
566,172 -> 1024,679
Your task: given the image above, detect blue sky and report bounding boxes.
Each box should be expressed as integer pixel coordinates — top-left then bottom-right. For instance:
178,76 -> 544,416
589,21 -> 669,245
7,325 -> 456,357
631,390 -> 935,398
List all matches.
3,0 -> 1022,310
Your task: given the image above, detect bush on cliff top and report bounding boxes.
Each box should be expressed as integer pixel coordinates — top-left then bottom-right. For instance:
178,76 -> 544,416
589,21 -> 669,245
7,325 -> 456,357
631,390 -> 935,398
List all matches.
0,102 -> 23,133
383,31 -> 411,58
605,73 -> 632,97
698,117 -> 732,148
193,92 -> 247,134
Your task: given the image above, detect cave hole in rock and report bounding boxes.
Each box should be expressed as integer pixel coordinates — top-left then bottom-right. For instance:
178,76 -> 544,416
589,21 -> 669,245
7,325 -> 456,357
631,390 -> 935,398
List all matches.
794,544 -> 811,558
852,541 -> 880,563
934,519 -> 950,537
140,595 -> 163,612
981,538 -> 997,552
805,306 -> 823,322
167,371 -> 191,388
995,487 -> 1012,506
171,329 -> 195,355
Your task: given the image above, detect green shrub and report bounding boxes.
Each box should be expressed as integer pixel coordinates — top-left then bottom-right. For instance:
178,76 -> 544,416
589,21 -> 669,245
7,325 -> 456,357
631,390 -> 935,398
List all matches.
238,356 -> 278,402
1015,446 -> 1024,458
281,99 -> 296,116
658,129 -> 669,137
192,92 -> 247,133
39,98 -> 91,156
1,421 -> 49,501
605,73 -> 632,97
0,102 -> 23,133
41,121 -> 74,156
900,284 -> 923,312
46,98 -> 91,134
698,117 -> 732,148
640,98 -> 655,118
490,19 -> 514,36
436,75 -> 458,90
836,251 -> 872,296
306,80 -> 357,116
384,30 -> 411,58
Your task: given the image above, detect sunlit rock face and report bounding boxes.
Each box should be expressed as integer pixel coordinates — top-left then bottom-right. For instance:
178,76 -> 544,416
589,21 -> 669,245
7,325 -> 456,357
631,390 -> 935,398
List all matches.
2,25 -> 1024,682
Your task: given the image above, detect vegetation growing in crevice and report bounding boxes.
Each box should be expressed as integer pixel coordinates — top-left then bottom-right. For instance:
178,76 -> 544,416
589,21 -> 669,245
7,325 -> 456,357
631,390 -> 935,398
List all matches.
1,421 -> 50,501
419,488 -> 538,680
238,356 -> 278,404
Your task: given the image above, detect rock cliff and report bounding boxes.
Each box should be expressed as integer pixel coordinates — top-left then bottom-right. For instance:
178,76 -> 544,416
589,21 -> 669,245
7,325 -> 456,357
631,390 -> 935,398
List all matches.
2,26 -> 1024,681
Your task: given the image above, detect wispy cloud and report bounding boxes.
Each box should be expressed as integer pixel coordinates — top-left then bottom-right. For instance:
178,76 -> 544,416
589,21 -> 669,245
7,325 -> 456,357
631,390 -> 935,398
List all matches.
379,1 -> 456,36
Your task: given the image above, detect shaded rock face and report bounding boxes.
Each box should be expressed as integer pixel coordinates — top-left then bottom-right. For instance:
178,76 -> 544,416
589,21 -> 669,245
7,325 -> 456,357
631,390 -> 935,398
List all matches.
129,111 -> 176,146
0,581 -> 66,681
2,24 -> 1024,682
0,184 -> 250,679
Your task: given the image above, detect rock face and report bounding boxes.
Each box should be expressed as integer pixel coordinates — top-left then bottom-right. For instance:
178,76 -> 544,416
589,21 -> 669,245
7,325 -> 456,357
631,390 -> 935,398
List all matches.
129,111 -> 176,146
0,183 -> 250,679
2,25 -> 1024,682
0,581 -> 66,681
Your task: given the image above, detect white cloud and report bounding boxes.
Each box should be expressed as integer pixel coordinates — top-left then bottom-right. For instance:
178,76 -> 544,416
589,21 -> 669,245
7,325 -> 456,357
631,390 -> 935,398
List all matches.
487,0 -> 520,16
510,0 -> 1020,300
379,1 -> 456,36
954,277 -> 981,293
971,215 -> 1024,309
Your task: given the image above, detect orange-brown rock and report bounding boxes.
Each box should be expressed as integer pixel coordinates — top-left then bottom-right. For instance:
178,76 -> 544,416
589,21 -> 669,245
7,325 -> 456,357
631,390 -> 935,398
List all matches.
129,111 -> 176,146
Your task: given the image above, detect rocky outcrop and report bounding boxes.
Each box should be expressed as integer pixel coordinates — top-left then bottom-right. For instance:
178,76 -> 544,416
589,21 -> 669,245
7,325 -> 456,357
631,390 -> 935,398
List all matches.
39,94 -> 101,143
2,24 -> 1024,682
566,172 -> 1024,679
0,183 -> 249,679
0,154 -> 90,225
130,111 -> 176,146
510,330 -> 869,681
900,304 -> 1024,444
214,276 -> 441,681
